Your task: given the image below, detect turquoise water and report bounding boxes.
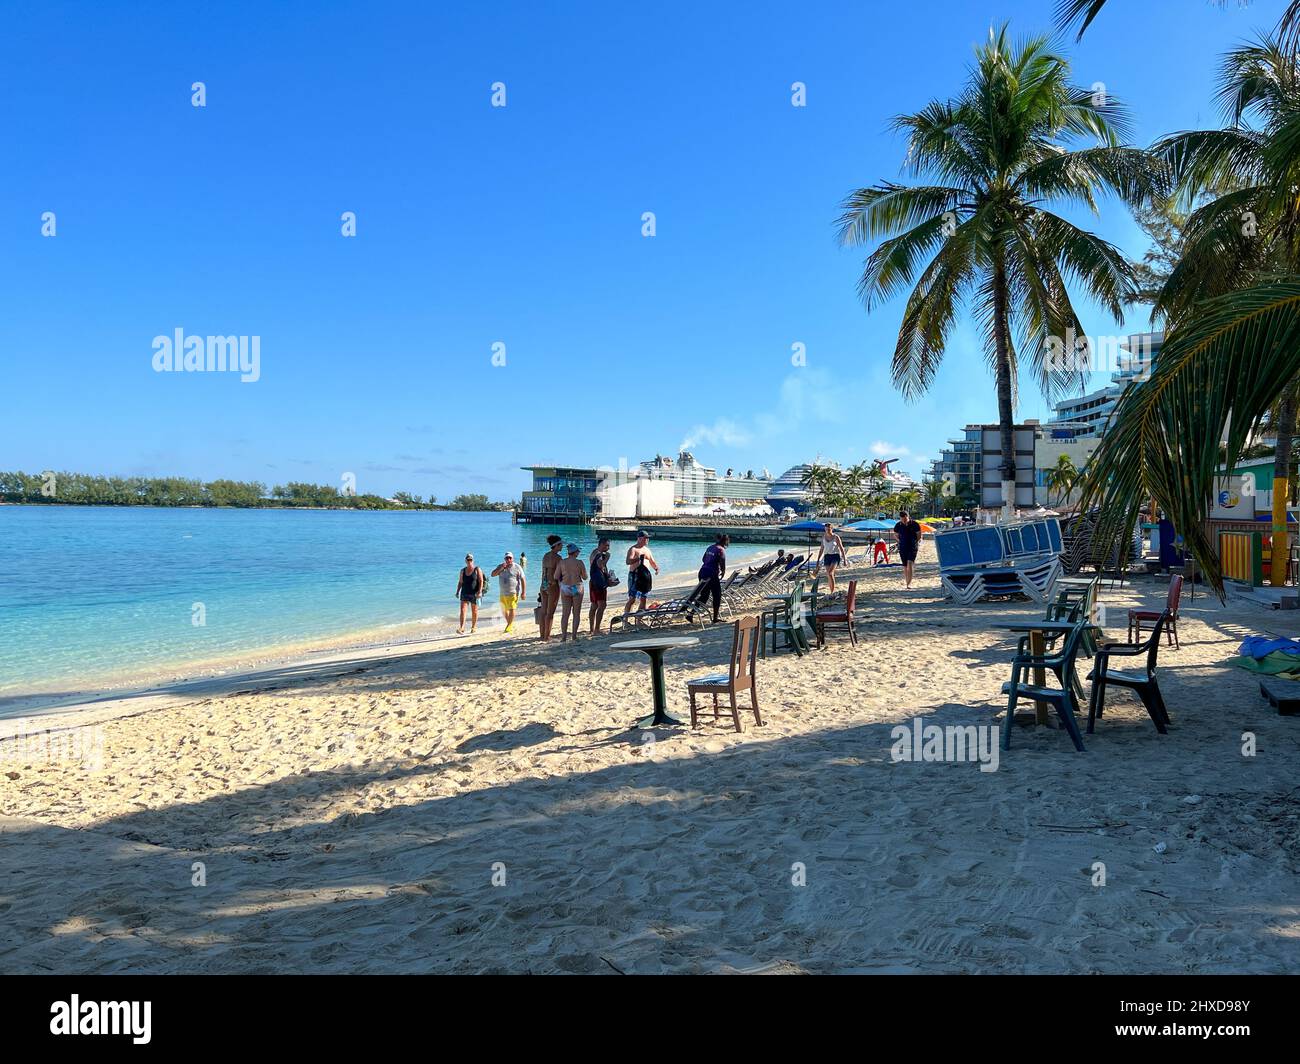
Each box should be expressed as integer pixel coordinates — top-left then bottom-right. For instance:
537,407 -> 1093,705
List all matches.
0,506 -> 771,702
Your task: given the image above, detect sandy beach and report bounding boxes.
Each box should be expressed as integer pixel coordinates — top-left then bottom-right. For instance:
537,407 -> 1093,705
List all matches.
3,548 -> 1299,974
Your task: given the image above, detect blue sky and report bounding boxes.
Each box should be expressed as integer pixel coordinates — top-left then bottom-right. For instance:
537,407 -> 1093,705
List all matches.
1,0 -> 1291,500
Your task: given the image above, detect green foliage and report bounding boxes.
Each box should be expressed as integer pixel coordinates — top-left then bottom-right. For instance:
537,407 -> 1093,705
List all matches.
0,471 -> 441,510
799,461 -> 893,517
1044,453 -> 1080,507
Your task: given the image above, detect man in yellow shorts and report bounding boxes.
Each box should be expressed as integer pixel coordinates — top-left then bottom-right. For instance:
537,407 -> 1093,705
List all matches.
491,551 -> 526,634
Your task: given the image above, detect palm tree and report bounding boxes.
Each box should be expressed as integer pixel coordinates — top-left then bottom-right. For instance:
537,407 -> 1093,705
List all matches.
838,26 -> 1158,520
1043,453 -> 1079,507
893,487 -> 924,516
1078,32 -> 1300,592
922,478 -> 947,515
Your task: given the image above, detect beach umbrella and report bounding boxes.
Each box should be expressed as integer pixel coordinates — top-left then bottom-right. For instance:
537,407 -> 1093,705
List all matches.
844,518 -> 894,531
783,520 -> 831,532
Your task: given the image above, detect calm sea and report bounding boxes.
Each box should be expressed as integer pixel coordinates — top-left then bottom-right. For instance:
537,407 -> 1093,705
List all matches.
0,506 -> 774,704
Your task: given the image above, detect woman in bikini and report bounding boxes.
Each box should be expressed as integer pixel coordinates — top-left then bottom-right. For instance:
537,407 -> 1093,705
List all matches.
555,543 -> 588,642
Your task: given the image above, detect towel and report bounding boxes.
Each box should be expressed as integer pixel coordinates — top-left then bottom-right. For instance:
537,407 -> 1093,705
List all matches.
1229,650 -> 1300,677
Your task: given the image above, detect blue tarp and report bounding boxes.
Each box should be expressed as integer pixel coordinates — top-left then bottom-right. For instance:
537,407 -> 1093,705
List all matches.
1238,636 -> 1300,660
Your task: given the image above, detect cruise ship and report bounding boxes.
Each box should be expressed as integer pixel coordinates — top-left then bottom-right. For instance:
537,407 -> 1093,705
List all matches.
638,451 -> 773,510
767,458 -> 918,515
766,462 -> 823,514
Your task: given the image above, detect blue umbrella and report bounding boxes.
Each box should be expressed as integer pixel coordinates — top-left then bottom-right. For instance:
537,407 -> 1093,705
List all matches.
844,519 -> 894,531
783,520 -> 831,532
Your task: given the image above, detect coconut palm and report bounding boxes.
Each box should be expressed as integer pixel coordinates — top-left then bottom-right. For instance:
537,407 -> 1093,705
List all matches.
1078,33 -> 1300,592
838,26 -> 1159,520
1043,453 -> 1080,507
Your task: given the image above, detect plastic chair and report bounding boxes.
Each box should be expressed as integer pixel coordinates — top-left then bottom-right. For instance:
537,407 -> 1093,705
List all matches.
1001,620 -> 1090,752
1128,575 -> 1181,650
1088,612 -> 1172,735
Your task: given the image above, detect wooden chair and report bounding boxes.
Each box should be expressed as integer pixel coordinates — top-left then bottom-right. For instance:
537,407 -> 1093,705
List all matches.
1087,611 -> 1171,736
1001,620 -> 1090,752
761,580 -> 809,658
1128,575 -> 1181,649
814,580 -> 858,648
687,615 -> 761,732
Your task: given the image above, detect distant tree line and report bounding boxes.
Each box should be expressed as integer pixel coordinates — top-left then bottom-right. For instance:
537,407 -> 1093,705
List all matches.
0,471 -> 516,511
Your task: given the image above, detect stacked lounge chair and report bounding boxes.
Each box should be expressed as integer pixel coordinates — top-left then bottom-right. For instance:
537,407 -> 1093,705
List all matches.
935,518 -> 1063,605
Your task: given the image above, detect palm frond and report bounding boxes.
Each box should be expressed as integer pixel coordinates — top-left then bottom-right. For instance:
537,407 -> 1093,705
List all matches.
1055,0 -> 1107,41
1078,279 -> 1300,596
835,183 -> 966,247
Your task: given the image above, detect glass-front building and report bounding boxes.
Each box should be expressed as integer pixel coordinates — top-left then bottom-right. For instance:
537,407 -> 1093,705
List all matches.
519,466 -> 604,523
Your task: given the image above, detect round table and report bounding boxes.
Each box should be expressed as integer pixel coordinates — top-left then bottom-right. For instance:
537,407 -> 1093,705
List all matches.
610,635 -> 700,728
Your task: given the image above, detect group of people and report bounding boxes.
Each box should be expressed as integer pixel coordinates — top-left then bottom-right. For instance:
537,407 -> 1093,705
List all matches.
453,510 -> 924,641
812,510 -> 922,590
453,530 -> 669,642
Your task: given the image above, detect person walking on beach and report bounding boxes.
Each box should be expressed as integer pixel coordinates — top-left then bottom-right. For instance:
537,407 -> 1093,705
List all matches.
538,534 -> 563,641
698,533 -> 729,624
556,543 -> 588,642
491,551 -> 526,634
622,530 -> 659,621
816,523 -> 846,594
454,553 -> 486,634
588,537 -> 614,635
894,509 -> 922,589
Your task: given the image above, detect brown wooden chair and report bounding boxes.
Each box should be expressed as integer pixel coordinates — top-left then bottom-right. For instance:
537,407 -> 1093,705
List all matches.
1128,574 -> 1181,649
814,580 -> 858,648
686,614 -> 761,732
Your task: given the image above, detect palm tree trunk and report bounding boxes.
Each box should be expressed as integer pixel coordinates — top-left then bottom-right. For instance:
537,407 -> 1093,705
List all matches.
1271,379 -> 1299,586
992,258 -> 1017,521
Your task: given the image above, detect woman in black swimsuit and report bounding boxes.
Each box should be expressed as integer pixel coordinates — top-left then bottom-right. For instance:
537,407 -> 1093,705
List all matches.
455,553 -> 484,634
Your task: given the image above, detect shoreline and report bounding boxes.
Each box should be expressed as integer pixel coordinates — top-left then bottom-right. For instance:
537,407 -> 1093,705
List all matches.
6,551 -> 1300,974
0,546 -> 785,724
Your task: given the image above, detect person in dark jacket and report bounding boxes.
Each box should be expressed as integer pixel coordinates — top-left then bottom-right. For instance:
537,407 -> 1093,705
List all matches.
698,534 -> 729,623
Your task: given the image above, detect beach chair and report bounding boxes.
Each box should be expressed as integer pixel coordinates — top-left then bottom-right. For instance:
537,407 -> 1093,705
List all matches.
936,518 -> 1063,605
686,615 -> 761,732
1087,612 -> 1172,736
610,580 -> 709,631
1128,575 -> 1181,650
760,580 -> 809,657
1000,620 -> 1089,752
722,569 -> 760,610
814,579 -> 858,648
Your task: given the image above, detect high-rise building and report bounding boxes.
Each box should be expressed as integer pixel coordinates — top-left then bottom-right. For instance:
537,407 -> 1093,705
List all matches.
1046,332 -> 1163,440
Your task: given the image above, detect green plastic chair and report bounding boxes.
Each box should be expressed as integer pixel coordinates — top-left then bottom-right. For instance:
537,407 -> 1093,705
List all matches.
761,580 -> 809,657
1001,620 -> 1090,752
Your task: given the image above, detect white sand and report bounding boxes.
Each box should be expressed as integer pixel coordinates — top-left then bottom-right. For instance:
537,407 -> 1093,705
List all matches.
3,548 -> 1299,974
